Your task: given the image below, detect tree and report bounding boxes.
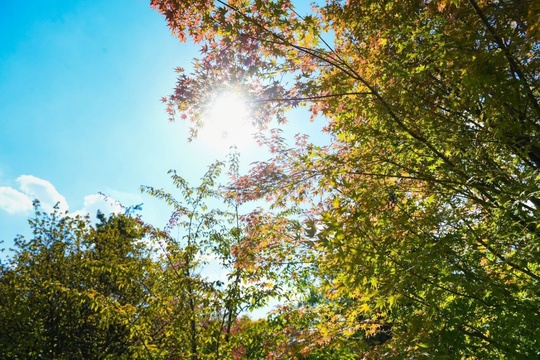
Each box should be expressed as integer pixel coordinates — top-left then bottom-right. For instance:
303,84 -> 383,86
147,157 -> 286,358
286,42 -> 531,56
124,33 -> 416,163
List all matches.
151,0 -> 540,358
0,202 -> 159,359
141,161 -> 295,359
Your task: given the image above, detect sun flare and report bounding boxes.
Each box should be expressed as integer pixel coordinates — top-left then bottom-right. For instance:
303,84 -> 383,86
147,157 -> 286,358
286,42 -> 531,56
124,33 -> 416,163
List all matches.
198,92 -> 256,151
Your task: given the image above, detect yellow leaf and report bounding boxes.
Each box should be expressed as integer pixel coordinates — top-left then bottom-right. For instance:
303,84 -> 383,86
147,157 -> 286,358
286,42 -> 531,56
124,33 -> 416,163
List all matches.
360,303 -> 370,313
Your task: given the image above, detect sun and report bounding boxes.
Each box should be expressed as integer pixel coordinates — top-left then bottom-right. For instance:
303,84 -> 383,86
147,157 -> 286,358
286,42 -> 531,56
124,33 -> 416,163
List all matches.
198,92 -> 256,151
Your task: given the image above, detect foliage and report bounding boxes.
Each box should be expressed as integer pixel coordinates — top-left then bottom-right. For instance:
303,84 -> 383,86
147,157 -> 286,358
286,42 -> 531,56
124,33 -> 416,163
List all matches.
152,0 -> 540,358
141,160 -> 300,359
0,202 -> 158,359
0,166 -> 315,359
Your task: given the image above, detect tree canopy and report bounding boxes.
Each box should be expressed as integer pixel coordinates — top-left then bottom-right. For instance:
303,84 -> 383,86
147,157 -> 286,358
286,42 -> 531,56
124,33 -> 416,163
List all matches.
0,174 -> 288,359
150,0 -> 540,358
0,203 -> 157,359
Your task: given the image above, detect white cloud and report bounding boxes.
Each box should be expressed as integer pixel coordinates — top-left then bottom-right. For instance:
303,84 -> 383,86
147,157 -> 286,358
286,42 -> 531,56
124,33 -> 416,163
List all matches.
0,187 -> 33,214
0,175 -> 127,222
0,175 -> 67,214
71,194 -> 124,222
16,175 -> 68,212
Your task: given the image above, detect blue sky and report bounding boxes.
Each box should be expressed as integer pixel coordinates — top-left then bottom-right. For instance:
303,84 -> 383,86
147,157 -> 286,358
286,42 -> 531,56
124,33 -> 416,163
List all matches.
0,0 -> 220,245
0,0 -> 327,252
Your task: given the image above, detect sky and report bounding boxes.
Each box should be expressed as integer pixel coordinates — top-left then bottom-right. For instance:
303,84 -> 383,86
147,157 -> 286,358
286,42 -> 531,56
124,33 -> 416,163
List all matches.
0,0 -> 327,253
0,0 -> 219,246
